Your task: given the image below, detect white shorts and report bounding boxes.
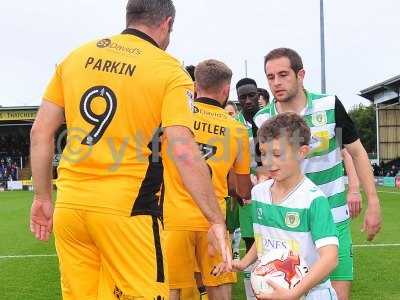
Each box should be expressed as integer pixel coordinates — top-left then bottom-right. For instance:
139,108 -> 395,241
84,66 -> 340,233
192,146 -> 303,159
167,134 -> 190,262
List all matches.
305,287 -> 338,300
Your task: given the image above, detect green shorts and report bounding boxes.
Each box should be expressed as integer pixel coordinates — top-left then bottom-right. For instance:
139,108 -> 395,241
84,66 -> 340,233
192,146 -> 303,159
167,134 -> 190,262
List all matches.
238,203 -> 254,238
226,197 -> 240,234
330,221 -> 353,281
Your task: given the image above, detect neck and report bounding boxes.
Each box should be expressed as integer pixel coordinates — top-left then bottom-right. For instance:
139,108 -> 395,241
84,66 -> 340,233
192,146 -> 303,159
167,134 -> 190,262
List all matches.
127,24 -> 161,47
272,170 -> 304,201
196,92 -> 225,106
276,89 -> 307,114
243,109 -> 256,121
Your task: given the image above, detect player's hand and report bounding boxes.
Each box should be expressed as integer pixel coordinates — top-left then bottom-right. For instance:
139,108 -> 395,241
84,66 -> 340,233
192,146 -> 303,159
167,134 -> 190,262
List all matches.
362,199 -> 382,241
347,191 -> 362,218
255,280 -> 299,300
210,262 -> 227,277
242,199 -> 252,205
30,197 -> 54,241
232,259 -> 245,272
207,223 -> 232,272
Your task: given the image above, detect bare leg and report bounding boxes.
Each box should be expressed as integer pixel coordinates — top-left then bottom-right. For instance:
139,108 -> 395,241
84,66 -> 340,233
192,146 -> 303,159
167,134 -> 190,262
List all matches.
332,280 -> 351,300
170,289 -> 181,300
206,284 -> 232,300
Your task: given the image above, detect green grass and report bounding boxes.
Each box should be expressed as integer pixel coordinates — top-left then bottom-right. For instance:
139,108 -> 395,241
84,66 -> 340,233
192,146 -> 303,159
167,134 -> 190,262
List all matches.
1,188 -> 399,299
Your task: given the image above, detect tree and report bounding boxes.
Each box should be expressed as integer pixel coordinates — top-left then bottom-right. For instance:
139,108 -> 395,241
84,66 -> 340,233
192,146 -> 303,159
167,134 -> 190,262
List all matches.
348,104 -> 376,155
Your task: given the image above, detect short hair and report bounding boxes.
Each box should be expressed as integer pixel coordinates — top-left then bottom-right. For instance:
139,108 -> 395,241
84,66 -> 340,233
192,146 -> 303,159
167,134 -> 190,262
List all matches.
258,112 -> 310,147
126,0 -> 176,27
194,59 -> 232,92
236,78 -> 257,90
257,88 -> 270,101
225,101 -> 238,112
264,48 -> 303,74
185,65 -> 195,81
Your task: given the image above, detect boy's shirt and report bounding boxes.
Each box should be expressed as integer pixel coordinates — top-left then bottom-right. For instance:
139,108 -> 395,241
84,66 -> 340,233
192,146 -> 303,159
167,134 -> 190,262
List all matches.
251,177 -> 338,289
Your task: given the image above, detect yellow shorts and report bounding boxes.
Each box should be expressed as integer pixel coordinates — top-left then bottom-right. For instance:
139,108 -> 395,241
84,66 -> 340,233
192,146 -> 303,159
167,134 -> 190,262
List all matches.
165,230 -> 236,289
53,207 -> 168,300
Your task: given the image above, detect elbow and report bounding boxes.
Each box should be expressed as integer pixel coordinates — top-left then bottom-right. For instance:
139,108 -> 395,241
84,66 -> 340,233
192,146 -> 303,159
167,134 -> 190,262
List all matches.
172,143 -> 196,168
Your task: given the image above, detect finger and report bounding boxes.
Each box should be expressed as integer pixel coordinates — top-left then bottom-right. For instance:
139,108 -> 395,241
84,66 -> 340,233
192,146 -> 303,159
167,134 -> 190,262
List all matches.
30,219 -> 35,233
266,279 -> 283,291
34,223 -> 41,240
225,244 -> 232,271
40,225 -> 47,241
354,201 -> 361,217
349,202 -> 354,218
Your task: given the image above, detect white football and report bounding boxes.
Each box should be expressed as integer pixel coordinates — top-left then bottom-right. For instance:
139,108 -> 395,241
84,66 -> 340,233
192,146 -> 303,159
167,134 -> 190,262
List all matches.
250,248 -> 309,296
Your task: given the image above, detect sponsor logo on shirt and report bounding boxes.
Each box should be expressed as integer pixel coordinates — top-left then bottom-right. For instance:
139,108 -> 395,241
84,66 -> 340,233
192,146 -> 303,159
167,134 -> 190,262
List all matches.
255,234 -> 300,255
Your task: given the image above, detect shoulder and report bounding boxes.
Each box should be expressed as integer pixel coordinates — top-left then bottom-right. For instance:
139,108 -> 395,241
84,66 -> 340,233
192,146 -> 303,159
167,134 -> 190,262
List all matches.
252,179 -> 273,197
307,91 -> 336,111
294,178 -> 327,207
254,105 -> 273,128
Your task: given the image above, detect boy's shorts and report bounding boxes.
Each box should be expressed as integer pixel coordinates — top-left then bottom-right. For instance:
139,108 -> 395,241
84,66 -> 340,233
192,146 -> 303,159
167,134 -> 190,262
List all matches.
54,207 -> 168,300
306,286 -> 338,300
330,221 -> 353,281
165,230 -> 236,289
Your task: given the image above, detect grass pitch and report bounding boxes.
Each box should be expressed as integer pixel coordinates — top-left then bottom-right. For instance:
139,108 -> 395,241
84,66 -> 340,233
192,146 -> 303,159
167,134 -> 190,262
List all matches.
1,188 -> 399,299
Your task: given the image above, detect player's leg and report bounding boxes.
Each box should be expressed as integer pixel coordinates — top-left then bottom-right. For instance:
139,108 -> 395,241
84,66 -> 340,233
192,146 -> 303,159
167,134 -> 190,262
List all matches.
195,272 -> 208,299
331,281 -> 351,300
196,231 -> 236,300
53,208 -> 100,300
206,284 -> 232,300
330,222 -> 353,300
165,230 -> 197,300
87,214 -> 169,299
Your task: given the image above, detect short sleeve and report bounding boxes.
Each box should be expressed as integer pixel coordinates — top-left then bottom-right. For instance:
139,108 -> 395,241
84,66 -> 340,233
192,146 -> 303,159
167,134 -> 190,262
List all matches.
233,125 -> 251,175
43,64 -> 64,107
309,196 -> 338,248
335,97 -> 359,145
161,68 -> 194,131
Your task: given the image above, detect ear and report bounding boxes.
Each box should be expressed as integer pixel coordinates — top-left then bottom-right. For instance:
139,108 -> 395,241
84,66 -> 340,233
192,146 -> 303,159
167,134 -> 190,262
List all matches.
298,145 -> 310,160
223,83 -> 231,99
166,16 -> 174,32
297,69 -> 305,83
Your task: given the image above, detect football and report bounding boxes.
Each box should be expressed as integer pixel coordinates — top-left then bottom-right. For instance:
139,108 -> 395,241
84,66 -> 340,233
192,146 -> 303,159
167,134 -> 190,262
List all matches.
250,249 -> 309,296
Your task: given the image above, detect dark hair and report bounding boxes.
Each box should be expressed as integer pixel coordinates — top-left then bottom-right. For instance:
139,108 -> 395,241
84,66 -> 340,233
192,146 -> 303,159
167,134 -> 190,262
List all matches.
225,101 -> 238,111
195,59 -> 232,92
185,65 -> 195,81
257,88 -> 270,101
258,112 -> 310,147
126,0 -> 175,27
264,48 -> 303,74
236,78 -> 257,90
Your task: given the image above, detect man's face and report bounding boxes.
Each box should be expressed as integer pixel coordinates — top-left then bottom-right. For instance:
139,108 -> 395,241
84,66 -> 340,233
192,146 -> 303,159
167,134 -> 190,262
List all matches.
237,84 -> 259,113
265,57 -> 303,103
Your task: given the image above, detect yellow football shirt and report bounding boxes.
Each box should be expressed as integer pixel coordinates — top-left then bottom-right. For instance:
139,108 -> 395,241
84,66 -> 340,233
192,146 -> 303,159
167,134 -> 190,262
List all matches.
163,97 -> 251,231
43,29 -> 194,216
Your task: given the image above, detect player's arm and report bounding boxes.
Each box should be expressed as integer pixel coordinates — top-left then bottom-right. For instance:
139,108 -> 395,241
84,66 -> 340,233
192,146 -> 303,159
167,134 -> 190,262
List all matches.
335,97 -> 381,240
164,125 -> 231,270
232,125 -> 252,200
30,100 -> 64,241
164,126 -> 225,225
342,148 -> 362,218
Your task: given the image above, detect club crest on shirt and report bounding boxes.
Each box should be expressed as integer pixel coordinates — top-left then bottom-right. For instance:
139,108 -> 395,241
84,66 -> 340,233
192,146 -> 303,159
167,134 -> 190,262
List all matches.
285,212 -> 300,228
312,111 -> 327,126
